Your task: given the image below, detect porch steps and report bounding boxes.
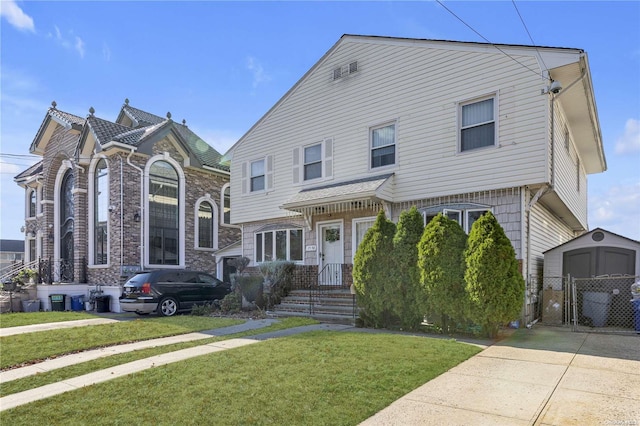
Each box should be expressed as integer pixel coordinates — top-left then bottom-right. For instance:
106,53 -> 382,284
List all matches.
269,289 -> 358,325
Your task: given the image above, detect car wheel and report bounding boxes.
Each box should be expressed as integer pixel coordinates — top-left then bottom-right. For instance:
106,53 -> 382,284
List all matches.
158,297 -> 179,317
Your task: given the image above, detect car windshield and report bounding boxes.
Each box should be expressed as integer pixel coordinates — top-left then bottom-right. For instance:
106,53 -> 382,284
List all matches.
124,272 -> 153,287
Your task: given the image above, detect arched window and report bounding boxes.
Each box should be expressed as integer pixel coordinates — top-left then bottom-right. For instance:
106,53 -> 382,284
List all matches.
197,201 -> 215,249
93,159 -> 109,265
221,183 -> 231,225
148,160 -> 180,265
59,169 -> 75,281
28,189 -> 36,218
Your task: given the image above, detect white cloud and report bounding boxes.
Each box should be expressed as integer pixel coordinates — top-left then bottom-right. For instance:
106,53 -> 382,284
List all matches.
0,0 -> 35,33
246,56 -> 271,89
615,118 -> 640,154
589,181 -> 640,240
103,43 -> 111,62
75,36 -> 85,58
47,25 -> 85,59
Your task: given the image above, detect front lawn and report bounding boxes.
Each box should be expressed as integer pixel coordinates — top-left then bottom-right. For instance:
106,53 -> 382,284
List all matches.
0,316 -> 243,369
2,331 -> 481,425
0,311 -> 97,328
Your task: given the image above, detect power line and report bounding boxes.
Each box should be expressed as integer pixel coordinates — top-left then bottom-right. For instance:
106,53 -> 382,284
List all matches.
435,0 -> 543,78
511,0 -> 549,73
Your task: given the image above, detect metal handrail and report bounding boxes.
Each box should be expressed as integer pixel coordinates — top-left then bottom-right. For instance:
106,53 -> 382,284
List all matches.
0,259 -> 39,284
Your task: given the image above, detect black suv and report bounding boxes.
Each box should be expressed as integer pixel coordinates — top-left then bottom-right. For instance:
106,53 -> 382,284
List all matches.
119,270 -> 231,316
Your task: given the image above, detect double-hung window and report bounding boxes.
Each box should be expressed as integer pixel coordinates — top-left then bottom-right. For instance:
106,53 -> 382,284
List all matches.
255,228 -> 303,262
460,97 -> 495,152
250,160 -> 265,192
371,123 -> 396,168
304,144 -> 322,181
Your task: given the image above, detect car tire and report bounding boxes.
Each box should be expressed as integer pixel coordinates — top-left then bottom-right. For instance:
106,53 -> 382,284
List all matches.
158,297 -> 179,317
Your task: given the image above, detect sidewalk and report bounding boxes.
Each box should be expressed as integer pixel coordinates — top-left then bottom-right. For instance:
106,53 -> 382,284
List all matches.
360,326 -> 640,425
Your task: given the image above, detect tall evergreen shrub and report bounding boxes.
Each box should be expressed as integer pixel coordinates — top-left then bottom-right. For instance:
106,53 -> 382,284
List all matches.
418,213 -> 468,332
464,211 -> 525,337
390,206 -> 425,330
353,210 -> 396,328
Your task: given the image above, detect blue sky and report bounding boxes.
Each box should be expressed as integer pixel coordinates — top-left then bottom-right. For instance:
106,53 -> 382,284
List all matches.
1,1 -> 639,241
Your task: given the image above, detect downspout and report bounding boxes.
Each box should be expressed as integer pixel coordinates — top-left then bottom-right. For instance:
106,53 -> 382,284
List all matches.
525,184 -> 548,327
127,150 -> 144,270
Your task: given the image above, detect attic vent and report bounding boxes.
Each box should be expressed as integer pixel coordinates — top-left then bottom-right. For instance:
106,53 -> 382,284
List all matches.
332,61 -> 358,80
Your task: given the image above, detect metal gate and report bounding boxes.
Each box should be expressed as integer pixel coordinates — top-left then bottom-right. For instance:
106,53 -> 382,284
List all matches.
570,275 -> 639,334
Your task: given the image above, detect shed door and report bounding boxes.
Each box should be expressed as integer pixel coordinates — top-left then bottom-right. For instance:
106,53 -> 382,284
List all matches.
563,247 -> 635,278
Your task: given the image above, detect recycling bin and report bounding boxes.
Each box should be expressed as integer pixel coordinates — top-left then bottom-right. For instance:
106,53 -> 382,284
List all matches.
50,294 -> 65,311
71,295 -> 85,311
22,299 -> 40,312
632,299 -> 640,333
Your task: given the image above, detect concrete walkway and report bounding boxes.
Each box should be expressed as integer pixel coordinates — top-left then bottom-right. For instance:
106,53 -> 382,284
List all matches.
0,318 -> 120,337
360,326 -> 640,425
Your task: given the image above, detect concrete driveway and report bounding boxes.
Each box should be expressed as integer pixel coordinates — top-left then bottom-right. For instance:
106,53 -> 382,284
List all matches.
361,325 -> 640,425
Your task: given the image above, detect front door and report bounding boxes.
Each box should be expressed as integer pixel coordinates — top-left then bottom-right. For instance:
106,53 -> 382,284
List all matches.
318,222 -> 343,286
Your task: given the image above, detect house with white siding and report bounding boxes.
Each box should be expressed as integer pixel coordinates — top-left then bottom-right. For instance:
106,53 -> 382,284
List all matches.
226,35 -> 606,322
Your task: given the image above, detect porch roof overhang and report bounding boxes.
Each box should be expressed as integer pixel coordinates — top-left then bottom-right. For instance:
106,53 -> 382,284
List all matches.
280,173 -> 394,215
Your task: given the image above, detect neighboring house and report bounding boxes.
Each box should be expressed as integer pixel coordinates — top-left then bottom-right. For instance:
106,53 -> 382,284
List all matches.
226,34 -> 606,320
0,240 -> 25,275
14,100 -> 240,289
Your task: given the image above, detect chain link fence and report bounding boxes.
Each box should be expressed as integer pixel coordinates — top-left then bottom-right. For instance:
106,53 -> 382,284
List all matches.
538,275 -> 639,334
571,275 -> 639,334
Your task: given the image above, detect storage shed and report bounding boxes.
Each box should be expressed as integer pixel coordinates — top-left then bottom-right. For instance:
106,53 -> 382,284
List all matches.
544,228 -> 639,281
542,228 -> 639,328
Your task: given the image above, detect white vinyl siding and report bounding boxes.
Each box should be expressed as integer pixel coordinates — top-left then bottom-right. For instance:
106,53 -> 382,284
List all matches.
231,39 -> 552,224
551,107 -> 588,228
531,202 -> 577,276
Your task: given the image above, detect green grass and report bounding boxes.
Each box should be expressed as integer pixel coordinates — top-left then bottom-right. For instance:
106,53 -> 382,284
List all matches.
0,317 -> 316,396
2,332 -> 481,425
0,316 -> 244,369
0,311 -> 98,328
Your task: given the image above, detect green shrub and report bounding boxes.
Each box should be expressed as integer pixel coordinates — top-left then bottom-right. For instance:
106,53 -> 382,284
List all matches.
191,303 -> 218,316
353,210 -> 396,328
464,211 -> 524,337
236,275 -> 264,307
390,206 -> 425,330
418,213 -> 468,333
259,260 -> 296,308
220,292 -> 241,314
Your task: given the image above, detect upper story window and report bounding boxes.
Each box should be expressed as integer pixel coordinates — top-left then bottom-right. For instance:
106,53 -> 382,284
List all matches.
304,144 -> 322,181
221,183 -> 231,225
293,139 -> 333,184
371,123 -> 396,168
148,160 -> 180,265
460,96 -> 495,152
255,228 -> 303,263
242,155 -> 273,194
93,158 -> 109,265
196,199 -> 216,249
251,159 -> 265,192
28,189 -> 36,218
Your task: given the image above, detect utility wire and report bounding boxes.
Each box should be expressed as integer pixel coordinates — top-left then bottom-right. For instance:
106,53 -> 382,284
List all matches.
511,0 -> 549,73
435,0 -> 543,78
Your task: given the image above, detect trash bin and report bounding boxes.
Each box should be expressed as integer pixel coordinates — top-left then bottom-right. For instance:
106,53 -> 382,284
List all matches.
71,295 -> 85,311
582,291 -> 611,327
95,295 -> 110,313
632,299 -> 640,333
50,294 -> 65,311
22,299 -> 40,312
